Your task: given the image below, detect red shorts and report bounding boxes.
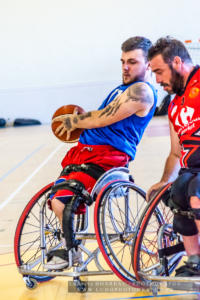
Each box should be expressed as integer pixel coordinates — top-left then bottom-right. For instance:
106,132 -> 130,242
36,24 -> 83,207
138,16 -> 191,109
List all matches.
51,142 -> 130,214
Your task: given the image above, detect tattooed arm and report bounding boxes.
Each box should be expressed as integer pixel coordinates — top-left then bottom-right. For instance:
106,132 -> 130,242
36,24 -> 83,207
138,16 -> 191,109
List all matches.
52,82 -> 154,140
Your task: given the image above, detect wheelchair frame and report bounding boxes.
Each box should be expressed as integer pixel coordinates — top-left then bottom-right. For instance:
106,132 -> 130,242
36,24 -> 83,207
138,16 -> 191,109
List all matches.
14,167 -> 147,292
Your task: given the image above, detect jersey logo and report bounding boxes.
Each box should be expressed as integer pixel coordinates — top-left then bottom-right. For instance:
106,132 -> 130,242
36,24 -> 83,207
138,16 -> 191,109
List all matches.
189,87 -> 200,98
175,106 -> 194,127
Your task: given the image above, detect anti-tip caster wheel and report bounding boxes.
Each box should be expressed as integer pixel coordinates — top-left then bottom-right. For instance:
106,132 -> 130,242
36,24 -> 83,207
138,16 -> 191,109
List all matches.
150,282 -> 160,297
74,277 -> 88,293
24,276 -> 38,290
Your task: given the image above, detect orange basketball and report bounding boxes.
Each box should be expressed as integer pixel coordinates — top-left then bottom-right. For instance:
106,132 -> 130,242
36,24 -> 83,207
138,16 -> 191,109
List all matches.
51,104 -> 85,143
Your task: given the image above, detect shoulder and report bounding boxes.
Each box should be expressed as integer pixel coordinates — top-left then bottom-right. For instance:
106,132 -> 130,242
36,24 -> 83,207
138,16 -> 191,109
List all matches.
126,82 -> 154,104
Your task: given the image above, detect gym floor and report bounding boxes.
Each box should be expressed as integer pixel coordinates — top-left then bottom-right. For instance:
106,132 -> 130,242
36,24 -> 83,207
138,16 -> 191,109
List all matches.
0,116 -> 200,300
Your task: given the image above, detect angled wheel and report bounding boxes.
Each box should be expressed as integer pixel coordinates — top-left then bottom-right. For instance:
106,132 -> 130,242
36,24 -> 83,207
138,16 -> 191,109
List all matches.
132,183 -> 184,282
24,276 -> 38,289
94,180 -> 147,286
14,182 -> 87,284
14,182 -> 58,283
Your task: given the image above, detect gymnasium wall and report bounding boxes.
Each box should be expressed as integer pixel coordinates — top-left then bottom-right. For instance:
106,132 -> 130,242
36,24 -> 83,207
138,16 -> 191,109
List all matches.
0,0 -> 199,123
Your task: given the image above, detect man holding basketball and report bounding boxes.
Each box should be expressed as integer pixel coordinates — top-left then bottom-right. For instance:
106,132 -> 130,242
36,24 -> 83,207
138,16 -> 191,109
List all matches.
47,36 -> 157,270
147,37 -> 200,276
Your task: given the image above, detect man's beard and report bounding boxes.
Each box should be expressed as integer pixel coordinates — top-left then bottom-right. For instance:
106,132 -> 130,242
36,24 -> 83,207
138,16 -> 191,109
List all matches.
169,66 -> 185,96
122,72 -> 145,86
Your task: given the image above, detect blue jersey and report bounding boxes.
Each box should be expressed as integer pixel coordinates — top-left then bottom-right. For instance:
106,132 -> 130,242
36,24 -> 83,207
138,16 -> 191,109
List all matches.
79,82 -> 157,160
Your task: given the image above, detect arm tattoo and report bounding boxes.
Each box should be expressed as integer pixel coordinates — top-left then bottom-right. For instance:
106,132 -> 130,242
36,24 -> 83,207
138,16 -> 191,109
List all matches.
98,98 -> 121,118
65,118 -> 72,130
98,83 -> 153,119
79,112 -> 92,120
125,83 -> 153,104
73,116 -> 78,124
68,112 -> 92,128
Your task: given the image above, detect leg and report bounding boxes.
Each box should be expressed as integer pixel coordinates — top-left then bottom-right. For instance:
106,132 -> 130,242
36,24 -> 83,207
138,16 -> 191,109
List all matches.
51,198 -> 65,225
190,196 -> 200,233
181,196 -> 200,256
182,234 -> 200,256
46,176 -> 94,270
174,176 -> 200,276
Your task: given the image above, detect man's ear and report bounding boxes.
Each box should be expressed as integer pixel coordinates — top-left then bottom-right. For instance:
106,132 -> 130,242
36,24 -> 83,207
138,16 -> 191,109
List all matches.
172,56 -> 182,71
146,62 -> 151,70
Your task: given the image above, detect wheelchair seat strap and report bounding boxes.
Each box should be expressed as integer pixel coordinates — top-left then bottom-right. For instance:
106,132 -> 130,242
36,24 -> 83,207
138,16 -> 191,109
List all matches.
60,163 -> 105,180
158,242 -> 185,258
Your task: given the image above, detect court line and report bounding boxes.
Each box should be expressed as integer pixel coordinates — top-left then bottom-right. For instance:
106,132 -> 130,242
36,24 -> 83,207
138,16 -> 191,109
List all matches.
0,144 -> 44,182
0,263 -> 15,267
102,292 -> 200,299
0,143 -> 64,210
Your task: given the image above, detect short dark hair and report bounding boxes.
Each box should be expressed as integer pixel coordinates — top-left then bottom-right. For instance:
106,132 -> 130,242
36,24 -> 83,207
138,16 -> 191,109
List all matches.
121,36 -> 152,61
148,36 -> 192,64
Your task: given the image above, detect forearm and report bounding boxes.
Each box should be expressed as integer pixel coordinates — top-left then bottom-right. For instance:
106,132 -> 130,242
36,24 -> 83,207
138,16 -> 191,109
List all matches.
68,109 -> 112,130
160,153 -> 180,183
66,97 -> 136,130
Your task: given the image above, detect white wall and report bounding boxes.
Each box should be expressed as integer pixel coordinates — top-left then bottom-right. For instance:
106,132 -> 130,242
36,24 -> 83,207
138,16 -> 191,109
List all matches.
0,0 -> 200,123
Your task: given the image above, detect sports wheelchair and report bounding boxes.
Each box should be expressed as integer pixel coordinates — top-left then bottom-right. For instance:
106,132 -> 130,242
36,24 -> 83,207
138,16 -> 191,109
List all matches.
131,182 -> 200,295
14,167 -> 147,292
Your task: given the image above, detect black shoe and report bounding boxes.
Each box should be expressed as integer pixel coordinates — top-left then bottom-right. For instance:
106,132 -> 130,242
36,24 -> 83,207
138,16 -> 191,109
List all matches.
175,255 -> 200,277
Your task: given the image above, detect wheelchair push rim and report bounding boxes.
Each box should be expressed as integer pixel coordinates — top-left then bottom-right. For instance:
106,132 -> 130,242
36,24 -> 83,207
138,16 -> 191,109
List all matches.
94,179 -> 147,287
132,183 -> 184,282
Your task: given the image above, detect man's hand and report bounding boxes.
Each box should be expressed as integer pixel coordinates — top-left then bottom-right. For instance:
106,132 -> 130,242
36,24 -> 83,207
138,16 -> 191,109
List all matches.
52,107 -> 79,141
146,181 -> 168,202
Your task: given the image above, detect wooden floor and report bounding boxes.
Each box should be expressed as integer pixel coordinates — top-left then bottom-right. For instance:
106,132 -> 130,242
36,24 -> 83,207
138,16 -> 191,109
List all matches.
0,117 -> 200,300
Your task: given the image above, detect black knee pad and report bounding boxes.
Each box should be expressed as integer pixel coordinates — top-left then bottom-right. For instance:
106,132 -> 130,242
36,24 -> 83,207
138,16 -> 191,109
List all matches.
170,170 -> 200,236
173,214 -> 198,236
191,208 -> 200,220
170,172 -> 194,210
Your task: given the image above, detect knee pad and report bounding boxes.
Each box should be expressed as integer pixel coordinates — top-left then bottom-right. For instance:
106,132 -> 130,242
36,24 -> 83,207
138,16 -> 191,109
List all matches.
191,208 -> 200,220
169,171 -> 200,236
173,213 -> 198,236
170,172 -> 194,210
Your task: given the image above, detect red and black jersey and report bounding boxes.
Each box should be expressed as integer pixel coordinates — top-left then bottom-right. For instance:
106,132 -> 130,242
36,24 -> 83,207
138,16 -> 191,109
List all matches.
168,66 -> 200,168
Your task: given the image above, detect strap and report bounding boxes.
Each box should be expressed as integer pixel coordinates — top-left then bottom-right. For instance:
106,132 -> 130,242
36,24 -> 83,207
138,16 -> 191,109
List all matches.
173,208 -> 195,219
60,163 -> 105,180
158,242 -> 185,258
51,179 -> 93,206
